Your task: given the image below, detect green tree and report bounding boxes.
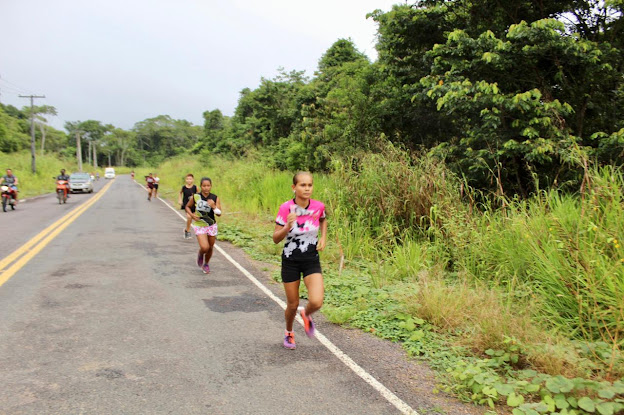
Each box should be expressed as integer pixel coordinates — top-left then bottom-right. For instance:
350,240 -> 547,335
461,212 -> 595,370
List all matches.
372,0 -> 624,194
0,105 -> 29,152
200,109 -> 225,151
133,115 -> 202,163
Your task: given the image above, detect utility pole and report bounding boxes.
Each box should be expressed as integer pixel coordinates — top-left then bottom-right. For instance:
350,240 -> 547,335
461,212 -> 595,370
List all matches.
93,140 -> 97,169
19,94 -> 45,173
75,131 -> 83,172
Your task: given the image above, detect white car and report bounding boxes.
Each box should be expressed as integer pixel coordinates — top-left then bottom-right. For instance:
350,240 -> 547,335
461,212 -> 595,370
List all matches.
104,167 -> 115,179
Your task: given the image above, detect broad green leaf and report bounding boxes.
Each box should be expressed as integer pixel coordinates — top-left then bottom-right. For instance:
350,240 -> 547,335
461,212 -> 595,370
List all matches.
482,386 -> 497,398
578,397 -> 596,412
508,393 -> 525,407
409,330 -> 424,341
596,402 -> 615,415
404,318 -> 416,331
543,395 -> 556,413
494,383 -> 515,396
546,376 -> 575,393
555,394 -> 570,409
598,388 -> 615,399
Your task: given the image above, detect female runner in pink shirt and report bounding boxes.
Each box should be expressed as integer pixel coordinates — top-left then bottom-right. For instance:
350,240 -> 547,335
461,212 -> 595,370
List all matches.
273,172 -> 327,350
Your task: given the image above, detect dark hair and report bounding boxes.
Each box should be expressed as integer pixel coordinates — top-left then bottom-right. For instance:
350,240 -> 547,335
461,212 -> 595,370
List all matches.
200,177 -> 212,185
293,171 -> 312,185
186,173 -> 194,178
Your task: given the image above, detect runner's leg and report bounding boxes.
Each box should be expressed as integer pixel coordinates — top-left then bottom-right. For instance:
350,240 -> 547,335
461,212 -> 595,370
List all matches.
196,233 -> 210,258
185,213 -> 192,232
302,273 -> 324,316
283,280 -> 301,332
205,235 -> 216,264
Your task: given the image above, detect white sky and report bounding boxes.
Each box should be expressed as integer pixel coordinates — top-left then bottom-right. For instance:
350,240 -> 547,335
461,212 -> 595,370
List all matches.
0,0 -> 400,131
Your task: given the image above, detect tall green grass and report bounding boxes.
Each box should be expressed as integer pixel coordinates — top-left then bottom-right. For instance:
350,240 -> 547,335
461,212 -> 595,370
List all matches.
450,168 -> 624,354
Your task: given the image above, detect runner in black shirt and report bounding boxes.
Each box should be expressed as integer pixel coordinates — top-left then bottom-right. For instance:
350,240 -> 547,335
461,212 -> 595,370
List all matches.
178,173 -> 197,239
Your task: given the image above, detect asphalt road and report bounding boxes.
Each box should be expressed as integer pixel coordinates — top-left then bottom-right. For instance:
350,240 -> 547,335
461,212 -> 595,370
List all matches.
0,175 -> 488,415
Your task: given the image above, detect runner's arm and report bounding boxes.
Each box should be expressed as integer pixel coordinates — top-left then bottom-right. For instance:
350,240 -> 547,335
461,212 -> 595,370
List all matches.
317,217 -> 328,251
185,198 -> 199,221
210,197 -> 222,216
273,212 -> 296,244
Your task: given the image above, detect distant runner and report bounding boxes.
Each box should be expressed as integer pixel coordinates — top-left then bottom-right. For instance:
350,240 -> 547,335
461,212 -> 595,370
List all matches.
185,177 -> 222,274
273,172 -> 327,350
145,173 -> 155,201
178,173 -> 197,239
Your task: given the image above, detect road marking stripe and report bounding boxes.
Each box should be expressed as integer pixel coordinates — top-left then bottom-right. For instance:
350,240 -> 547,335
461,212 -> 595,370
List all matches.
0,189 -> 108,271
0,180 -> 114,288
139,181 -> 419,415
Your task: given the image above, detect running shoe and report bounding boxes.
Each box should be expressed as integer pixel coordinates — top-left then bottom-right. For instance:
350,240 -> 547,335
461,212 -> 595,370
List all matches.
202,263 -> 210,274
184,230 -> 192,239
298,306 -> 316,338
197,252 -> 204,268
283,331 -> 296,350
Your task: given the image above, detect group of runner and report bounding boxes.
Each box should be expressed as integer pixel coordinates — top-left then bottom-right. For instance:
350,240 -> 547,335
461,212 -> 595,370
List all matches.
172,171 -> 327,349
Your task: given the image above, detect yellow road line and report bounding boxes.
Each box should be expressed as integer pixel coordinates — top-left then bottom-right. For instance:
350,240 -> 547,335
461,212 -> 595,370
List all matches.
0,200 -> 92,271
0,180 -> 114,288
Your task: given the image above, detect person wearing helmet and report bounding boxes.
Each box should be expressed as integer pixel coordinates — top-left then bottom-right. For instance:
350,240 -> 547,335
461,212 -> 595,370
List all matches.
57,169 -> 71,199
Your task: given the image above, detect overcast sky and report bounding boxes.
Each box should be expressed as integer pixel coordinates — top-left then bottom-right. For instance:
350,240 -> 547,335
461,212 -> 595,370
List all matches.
0,0 -> 400,131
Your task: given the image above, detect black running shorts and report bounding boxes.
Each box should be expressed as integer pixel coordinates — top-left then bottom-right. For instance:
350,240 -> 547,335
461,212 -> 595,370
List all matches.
281,254 -> 322,283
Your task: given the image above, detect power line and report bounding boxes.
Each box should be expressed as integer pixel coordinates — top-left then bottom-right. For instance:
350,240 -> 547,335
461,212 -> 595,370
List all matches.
0,76 -> 32,93
0,75 -> 35,103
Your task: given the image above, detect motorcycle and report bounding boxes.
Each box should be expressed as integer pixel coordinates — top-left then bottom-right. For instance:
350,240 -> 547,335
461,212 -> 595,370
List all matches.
1,185 -> 17,212
55,179 -> 69,204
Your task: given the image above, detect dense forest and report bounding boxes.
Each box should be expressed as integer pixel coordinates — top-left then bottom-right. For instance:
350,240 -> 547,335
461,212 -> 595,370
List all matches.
2,0 -> 623,197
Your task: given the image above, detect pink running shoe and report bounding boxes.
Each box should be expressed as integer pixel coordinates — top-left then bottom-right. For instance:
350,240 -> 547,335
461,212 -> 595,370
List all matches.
197,252 -> 204,268
298,306 -> 316,338
202,263 -> 210,274
283,331 -> 296,349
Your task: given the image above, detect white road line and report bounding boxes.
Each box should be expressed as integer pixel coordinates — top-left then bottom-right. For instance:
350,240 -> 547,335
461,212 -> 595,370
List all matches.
136,180 -> 419,415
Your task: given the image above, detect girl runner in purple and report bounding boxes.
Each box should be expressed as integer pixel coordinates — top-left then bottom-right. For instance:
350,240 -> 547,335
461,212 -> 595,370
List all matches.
185,177 -> 222,274
273,172 -> 327,349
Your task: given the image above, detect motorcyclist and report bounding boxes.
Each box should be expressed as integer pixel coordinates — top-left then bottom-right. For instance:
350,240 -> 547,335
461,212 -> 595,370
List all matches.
1,168 -> 19,204
56,169 -> 70,198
